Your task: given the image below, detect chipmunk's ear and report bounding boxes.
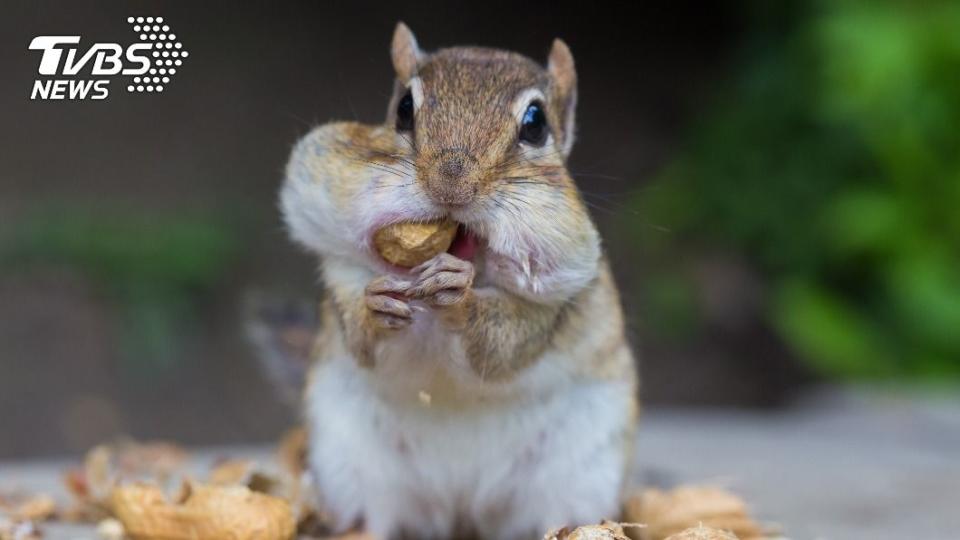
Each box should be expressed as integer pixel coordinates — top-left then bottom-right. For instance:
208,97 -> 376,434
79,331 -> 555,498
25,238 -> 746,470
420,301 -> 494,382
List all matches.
548,38 -> 577,156
391,22 -> 422,82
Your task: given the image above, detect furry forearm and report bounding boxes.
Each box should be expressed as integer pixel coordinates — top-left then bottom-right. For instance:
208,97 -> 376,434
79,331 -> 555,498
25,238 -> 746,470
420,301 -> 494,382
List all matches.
325,293 -> 376,367
459,287 -> 566,380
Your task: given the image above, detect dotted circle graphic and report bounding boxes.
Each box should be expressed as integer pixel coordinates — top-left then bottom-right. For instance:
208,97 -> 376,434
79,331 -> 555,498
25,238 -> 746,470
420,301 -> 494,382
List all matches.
126,16 -> 188,94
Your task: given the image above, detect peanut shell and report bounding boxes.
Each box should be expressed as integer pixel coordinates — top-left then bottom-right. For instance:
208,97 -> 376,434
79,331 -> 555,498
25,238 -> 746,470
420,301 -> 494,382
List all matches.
545,521 -> 632,540
624,485 -> 769,540
664,525 -> 739,540
110,483 -> 295,540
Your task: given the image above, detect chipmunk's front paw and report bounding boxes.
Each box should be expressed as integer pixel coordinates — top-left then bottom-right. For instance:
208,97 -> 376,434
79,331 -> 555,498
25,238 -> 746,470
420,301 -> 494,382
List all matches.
408,253 -> 475,307
365,275 -> 413,330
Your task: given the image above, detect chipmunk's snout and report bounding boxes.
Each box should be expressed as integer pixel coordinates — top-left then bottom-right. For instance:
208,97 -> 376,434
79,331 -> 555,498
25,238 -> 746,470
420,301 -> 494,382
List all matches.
422,149 -> 481,207
438,157 -> 464,181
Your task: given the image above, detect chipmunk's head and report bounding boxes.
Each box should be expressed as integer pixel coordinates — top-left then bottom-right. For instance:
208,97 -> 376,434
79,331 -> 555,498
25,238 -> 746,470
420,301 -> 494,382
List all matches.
387,23 -> 578,208
282,23 -> 599,301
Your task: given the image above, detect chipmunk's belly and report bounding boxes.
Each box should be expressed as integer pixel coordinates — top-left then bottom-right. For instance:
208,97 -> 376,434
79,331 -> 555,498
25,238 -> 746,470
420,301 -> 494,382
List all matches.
305,353 -> 635,540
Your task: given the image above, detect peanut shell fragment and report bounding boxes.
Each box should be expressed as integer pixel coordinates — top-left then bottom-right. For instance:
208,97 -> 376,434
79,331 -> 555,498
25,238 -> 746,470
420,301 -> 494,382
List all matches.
111,483 -> 295,540
664,525 -> 739,540
624,486 -> 770,540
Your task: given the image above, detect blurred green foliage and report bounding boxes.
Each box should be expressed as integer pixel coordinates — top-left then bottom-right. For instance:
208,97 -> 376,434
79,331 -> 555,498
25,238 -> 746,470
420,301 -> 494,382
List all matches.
0,208 -> 238,376
630,1 -> 960,378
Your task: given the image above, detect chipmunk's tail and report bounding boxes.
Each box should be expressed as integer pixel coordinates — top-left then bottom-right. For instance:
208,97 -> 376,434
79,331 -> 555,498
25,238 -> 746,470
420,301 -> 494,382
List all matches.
244,293 -> 318,406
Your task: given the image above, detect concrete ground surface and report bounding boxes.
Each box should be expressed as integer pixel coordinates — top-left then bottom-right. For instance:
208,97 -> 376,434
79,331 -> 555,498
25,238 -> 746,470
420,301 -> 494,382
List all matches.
2,388 -> 958,540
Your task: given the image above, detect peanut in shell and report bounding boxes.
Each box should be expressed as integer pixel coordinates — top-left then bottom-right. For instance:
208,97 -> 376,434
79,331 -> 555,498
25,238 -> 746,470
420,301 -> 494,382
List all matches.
373,219 -> 457,267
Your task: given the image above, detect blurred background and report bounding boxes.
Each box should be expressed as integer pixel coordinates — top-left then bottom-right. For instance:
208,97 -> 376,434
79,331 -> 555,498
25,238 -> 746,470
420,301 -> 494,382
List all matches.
1,0 -> 958,459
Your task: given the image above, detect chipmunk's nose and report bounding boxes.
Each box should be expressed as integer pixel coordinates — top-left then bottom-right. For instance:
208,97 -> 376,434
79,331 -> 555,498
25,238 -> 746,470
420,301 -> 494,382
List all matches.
423,149 -> 479,207
438,157 -> 464,181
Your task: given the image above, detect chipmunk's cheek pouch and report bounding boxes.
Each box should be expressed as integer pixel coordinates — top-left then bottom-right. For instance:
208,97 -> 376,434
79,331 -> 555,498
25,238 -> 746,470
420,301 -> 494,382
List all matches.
483,230 -> 600,303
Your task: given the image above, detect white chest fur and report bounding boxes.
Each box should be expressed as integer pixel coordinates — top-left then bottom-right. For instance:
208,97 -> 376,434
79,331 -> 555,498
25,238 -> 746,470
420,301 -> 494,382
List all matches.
305,349 -> 634,540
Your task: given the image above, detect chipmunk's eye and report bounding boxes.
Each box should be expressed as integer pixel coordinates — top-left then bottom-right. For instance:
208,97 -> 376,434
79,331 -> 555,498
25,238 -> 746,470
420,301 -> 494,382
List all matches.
519,101 -> 548,146
396,90 -> 414,132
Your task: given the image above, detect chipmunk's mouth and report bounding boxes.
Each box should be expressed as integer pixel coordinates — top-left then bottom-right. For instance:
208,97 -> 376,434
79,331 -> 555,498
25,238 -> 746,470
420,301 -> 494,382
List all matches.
447,223 -> 479,261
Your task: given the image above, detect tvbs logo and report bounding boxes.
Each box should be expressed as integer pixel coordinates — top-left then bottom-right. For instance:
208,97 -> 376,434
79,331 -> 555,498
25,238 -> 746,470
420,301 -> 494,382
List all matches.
29,16 -> 188,100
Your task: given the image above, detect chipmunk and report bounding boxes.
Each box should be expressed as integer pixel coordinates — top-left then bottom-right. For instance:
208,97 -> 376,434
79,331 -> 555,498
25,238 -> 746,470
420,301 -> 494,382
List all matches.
277,22 -> 638,540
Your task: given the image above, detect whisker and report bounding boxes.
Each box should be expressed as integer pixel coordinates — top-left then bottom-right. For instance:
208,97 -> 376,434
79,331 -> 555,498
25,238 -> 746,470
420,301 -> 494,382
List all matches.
334,68 -> 365,124
490,147 -> 556,172
368,181 -> 416,192
499,176 -> 635,218
578,190 -> 639,216
579,198 -> 624,216
502,179 -> 552,186
350,158 -> 411,179
570,171 -> 628,182
363,149 -> 417,168
347,153 -> 407,170
280,110 -> 316,129
352,158 -> 407,176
